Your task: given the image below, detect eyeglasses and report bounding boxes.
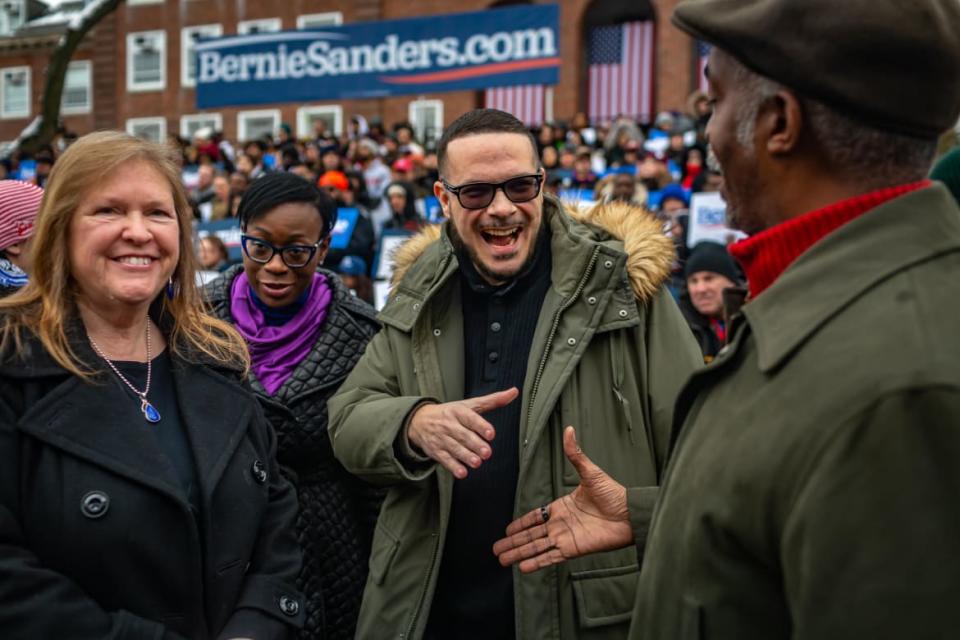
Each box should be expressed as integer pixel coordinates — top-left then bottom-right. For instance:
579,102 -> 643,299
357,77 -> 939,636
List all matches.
240,234 -> 322,268
441,173 -> 543,210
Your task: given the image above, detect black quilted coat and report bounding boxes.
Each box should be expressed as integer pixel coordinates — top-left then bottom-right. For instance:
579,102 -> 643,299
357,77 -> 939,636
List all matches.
205,266 -> 381,640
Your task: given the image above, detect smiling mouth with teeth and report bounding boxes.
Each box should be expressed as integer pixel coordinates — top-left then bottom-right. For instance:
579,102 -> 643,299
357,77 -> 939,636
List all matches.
481,227 -> 521,247
116,256 -> 153,266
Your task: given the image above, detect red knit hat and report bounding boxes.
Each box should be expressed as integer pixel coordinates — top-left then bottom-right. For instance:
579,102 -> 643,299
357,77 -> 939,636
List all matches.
0,180 -> 44,251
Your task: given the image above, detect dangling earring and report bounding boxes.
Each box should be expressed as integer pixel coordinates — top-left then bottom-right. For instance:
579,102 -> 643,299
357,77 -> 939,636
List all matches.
166,277 -> 176,300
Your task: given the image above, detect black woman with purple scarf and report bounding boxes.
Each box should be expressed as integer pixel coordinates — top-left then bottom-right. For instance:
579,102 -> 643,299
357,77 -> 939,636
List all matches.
203,172 -> 381,640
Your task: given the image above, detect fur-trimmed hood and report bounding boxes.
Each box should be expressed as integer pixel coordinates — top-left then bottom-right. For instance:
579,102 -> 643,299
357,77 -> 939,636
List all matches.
389,198 -> 674,302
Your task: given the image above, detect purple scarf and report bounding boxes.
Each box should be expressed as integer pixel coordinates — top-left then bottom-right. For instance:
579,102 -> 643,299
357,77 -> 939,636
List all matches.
230,271 -> 332,395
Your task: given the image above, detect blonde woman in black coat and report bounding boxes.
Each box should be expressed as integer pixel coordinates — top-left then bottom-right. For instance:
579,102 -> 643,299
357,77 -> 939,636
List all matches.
0,131 -> 304,640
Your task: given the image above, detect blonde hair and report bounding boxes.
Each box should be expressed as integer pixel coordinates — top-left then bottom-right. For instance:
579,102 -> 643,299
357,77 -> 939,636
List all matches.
0,130 -> 250,377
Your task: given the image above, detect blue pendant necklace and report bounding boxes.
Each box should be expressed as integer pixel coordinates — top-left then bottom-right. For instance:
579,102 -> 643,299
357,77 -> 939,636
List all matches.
88,321 -> 162,423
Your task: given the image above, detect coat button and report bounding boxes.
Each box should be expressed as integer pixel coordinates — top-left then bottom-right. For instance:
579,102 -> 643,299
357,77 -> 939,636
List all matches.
433,329 -> 442,337
603,260 -> 614,269
587,296 -> 597,305
81,491 -> 109,519
252,460 -> 267,484
279,595 -> 300,617
619,309 -> 628,318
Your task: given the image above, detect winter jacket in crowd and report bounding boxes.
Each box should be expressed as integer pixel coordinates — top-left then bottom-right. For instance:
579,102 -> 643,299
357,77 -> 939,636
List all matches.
632,184 -> 960,639
205,266 -> 381,640
0,321 -> 304,639
328,197 -> 703,640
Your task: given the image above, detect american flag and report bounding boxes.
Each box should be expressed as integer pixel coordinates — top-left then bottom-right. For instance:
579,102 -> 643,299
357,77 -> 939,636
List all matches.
484,85 -> 547,127
588,21 -> 655,124
697,41 -> 712,93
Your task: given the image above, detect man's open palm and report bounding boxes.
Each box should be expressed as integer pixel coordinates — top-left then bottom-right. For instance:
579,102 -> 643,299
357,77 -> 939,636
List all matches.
492,426 -> 633,573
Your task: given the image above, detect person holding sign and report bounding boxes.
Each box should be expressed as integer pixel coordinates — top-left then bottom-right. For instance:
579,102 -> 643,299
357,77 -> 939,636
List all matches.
204,173 -> 381,640
328,109 -> 701,640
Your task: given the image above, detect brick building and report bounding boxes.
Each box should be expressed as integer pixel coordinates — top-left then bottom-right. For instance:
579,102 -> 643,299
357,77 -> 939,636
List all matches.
0,0 -> 697,145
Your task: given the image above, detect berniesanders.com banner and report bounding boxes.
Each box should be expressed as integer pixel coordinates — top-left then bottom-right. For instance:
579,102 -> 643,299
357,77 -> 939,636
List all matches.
194,4 -> 560,108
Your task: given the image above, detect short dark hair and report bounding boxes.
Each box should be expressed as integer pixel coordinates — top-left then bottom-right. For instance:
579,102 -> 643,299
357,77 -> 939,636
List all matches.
437,109 -> 539,176
237,172 -> 338,239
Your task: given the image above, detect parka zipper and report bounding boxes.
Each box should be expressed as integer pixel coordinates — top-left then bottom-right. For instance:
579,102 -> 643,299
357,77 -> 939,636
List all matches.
523,248 -> 600,447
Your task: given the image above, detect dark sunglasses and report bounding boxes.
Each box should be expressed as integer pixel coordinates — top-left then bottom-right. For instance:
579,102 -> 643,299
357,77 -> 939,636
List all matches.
441,173 -> 543,210
240,234 -> 322,269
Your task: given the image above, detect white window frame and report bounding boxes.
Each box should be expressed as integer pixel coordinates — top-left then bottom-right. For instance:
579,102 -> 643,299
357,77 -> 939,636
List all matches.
296,105 -> 343,139
0,66 -> 30,120
180,113 -> 223,139
126,30 -> 166,92
181,24 -> 223,89
408,99 -> 444,145
0,0 -> 26,36
296,12 -> 343,29
237,109 -> 281,142
126,117 -> 167,144
238,18 -> 282,35
61,60 -> 92,115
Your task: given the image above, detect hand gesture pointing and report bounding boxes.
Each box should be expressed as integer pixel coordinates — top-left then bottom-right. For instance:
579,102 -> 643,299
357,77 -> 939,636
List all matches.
407,387 -> 519,479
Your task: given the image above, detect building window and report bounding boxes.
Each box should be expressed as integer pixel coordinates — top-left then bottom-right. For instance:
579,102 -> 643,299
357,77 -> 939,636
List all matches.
127,30 -> 166,92
296,105 -> 342,139
181,24 -> 222,88
238,18 -> 281,35
181,113 -> 223,138
409,99 -> 444,146
0,66 -> 30,119
126,117 -> 167,143
61,60 -> 92,115
296,12 -> 342,29
0,0 -> 25,36
238,109 -> 281,142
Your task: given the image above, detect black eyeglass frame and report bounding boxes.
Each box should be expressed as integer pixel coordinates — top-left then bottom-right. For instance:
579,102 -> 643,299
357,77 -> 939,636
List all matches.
440,172 -> 544,210
240,234 -> 324,268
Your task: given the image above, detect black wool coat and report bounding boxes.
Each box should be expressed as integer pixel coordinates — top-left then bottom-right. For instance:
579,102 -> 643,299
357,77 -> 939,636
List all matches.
0,326 -> 305,640
205,266 -> 382,640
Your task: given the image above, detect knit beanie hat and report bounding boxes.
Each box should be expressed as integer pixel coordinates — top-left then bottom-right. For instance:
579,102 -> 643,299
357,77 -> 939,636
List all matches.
685,241 -> 740,282
930,147 -> 960,205
0,180 -> 44,251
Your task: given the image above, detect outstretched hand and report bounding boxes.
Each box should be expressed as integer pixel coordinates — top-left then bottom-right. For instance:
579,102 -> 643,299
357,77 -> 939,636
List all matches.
407,387 -> 519,479
492,426 -> 634,573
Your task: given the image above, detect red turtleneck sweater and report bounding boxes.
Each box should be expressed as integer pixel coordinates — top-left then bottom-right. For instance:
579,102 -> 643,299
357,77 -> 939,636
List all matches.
729,180 -> 931,298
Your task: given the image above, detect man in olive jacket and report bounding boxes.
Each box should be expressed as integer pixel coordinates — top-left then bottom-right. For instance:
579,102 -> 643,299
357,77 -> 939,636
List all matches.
328,109 -> 701,639
495,1 -> 960,638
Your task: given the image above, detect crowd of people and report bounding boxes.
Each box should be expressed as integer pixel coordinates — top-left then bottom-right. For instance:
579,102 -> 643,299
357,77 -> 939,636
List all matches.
0,0 -> 959,638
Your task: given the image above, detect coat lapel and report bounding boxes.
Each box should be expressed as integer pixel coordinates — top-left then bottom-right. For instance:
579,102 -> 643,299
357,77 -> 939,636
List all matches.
171,361 -> 253,503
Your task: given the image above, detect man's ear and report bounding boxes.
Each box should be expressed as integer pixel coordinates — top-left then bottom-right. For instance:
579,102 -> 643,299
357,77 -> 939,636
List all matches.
764,89 -> 803,156
434,180 -> 451,218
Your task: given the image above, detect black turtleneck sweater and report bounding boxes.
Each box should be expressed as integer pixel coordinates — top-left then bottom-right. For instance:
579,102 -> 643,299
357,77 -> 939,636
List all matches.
425,230 -> 552,640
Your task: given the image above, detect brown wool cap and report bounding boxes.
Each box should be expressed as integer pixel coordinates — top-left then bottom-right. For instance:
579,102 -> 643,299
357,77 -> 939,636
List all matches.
672,0 -> 960,139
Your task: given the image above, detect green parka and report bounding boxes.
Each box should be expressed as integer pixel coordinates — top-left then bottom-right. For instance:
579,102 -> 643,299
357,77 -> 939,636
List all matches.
631,184 -> 960,639
328,198 -> 702,639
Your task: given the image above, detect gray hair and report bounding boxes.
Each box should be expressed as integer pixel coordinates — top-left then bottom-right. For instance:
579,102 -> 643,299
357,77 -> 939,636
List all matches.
719,50 -> 937,188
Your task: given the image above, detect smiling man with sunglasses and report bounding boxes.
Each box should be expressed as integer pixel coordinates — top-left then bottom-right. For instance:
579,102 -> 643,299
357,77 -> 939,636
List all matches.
329,109 -> 702,640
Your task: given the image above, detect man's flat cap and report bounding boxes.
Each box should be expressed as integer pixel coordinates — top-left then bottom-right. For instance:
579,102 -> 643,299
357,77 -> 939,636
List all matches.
673,0 -> 960,139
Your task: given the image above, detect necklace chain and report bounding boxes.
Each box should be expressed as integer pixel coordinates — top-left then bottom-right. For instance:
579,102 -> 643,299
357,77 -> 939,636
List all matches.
88,322 -> 152,400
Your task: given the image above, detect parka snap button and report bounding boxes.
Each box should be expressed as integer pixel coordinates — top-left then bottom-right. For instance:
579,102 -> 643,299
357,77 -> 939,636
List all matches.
587,296 -> 597,305
81,491 -> 109,519
603,260 -> 614,269
413,303 -> 420,310
567,338 -> 577,346
433,329 -> 442,337
279,595 -> 300,617
619,309 -> 628,318
490,322 -> 501,332
252,460 -> 267,484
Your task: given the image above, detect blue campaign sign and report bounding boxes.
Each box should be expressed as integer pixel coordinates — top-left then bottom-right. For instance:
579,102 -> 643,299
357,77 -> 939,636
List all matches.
329,207 -> 359,250
422,196 -> 443,223
195,4 -> 559,108
197,218 -> 243,262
